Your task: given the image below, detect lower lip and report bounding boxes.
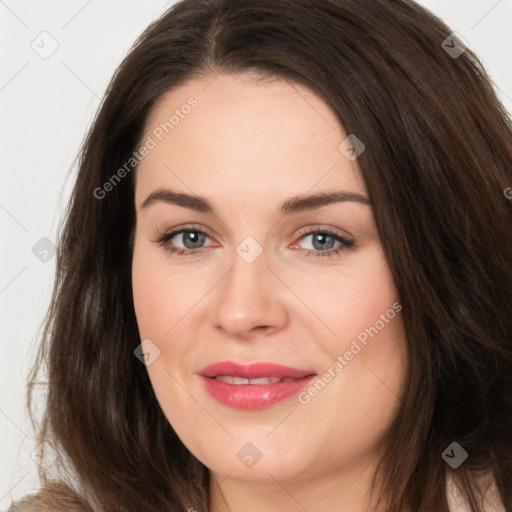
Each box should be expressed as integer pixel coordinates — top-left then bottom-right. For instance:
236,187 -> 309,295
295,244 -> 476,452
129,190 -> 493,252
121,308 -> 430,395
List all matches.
200,375 -> 318,410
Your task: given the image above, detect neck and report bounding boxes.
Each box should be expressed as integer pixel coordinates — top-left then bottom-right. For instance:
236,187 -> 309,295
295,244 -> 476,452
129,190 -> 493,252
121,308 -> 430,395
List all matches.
209,452 -> 389,512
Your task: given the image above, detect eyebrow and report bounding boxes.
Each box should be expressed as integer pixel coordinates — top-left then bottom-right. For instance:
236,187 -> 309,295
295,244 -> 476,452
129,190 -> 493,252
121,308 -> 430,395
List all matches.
140,188 -> 371,215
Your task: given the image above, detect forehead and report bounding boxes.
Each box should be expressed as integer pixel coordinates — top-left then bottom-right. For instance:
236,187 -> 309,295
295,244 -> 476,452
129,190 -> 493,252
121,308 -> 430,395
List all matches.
135,73 -> 367,208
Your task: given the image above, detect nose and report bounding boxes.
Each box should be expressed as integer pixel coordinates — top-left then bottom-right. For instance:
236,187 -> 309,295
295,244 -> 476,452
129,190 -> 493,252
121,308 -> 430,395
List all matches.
211,245 -> 289,339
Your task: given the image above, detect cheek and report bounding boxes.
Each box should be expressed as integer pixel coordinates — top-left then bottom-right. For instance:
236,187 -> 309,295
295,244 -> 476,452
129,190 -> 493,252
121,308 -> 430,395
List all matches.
131,241 -> 201,340
290,244 -> 400,350
132,264 -> 169,339
131,245 -> 197,418
297,246 -> 407,416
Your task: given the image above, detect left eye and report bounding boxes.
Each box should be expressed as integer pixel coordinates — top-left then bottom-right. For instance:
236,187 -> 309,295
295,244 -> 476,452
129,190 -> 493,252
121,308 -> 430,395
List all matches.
166,230 -> 210,250
153,227 -> 216,258
298,232 -> 343,251
292,229 -> 354,259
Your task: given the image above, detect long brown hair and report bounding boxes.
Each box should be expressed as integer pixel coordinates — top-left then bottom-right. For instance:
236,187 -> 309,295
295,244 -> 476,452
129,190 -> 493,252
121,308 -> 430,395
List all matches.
12,0 -> 512,511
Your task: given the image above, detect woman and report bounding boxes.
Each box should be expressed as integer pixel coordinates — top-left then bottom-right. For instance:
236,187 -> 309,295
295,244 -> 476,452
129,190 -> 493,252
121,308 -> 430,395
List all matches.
9,0 -> 512,511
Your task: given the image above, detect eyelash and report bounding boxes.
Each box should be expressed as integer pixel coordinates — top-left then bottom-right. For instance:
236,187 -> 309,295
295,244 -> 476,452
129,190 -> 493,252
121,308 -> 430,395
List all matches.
153,224 -> 354,260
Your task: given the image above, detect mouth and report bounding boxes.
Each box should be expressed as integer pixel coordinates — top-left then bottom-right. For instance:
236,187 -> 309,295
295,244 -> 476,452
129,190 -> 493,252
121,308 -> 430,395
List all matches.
211,376 -> 298,384
198,361 -> 317,410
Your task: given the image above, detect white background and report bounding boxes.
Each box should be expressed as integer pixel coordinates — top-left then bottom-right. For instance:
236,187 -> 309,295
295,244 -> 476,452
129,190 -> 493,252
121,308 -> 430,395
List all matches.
1,0 -> 511,508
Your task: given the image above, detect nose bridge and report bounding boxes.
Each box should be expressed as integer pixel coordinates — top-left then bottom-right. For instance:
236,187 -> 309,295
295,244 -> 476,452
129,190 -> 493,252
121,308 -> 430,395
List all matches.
212,236 -> 288,337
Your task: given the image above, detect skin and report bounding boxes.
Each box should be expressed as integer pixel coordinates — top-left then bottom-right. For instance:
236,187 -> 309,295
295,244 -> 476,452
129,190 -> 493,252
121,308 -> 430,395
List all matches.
131,73 -> 408,512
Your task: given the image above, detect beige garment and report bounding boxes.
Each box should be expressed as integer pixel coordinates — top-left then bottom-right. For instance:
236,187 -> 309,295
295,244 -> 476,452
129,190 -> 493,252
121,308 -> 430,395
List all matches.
446,472 -> 507,512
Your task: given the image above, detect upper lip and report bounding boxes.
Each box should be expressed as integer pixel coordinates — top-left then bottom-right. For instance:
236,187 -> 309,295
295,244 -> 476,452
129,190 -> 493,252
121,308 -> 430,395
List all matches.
199,361 -> 316,379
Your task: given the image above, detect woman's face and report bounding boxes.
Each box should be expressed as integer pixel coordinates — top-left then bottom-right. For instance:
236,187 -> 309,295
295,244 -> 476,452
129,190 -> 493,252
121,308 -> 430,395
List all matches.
132,73 -> 407,487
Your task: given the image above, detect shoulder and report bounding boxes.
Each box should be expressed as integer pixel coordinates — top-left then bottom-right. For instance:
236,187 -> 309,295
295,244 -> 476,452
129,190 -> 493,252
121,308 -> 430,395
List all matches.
446,471 -> 506,512
7,483 -> 93,512
8,496 -> 50,512
8,498 -> 92,512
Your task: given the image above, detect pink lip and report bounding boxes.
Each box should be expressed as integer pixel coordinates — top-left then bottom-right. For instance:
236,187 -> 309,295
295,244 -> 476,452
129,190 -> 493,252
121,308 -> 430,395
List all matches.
198,361 -> 317,410
199,361 -> 314,379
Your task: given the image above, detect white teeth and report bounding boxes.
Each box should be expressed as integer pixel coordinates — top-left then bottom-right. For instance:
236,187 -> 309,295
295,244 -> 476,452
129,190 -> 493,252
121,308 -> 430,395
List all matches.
214,376 -> 290,385
250,377 -> 282,385
215,375 -> 235,384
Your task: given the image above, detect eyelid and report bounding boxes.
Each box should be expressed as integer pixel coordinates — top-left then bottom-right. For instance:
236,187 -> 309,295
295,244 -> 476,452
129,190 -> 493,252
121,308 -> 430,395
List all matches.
154,223 -> 216,241
293,230 -> 354,258
294,224 -> 353,243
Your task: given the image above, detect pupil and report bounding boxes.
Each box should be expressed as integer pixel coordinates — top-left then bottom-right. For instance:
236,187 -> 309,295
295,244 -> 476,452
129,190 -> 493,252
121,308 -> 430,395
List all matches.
313,233 -> 334,251
184,231 -> 204,249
